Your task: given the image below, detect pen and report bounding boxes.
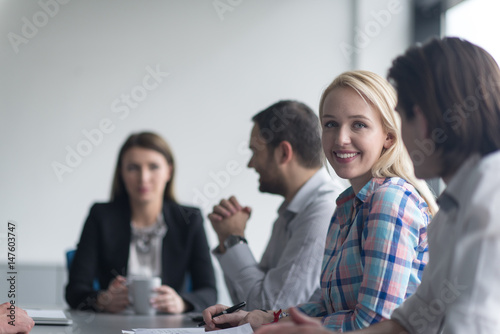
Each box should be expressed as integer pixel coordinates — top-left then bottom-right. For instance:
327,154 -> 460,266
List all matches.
197,301 -> 246,327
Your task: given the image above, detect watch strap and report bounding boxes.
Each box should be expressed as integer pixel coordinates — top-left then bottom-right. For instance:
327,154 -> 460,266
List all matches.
223,234 -> 247,250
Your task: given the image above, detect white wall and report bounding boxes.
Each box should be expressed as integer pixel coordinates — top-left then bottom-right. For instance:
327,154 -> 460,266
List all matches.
355,0 -> 412,75
0,0 -> 411,306
446,0 -> 500,63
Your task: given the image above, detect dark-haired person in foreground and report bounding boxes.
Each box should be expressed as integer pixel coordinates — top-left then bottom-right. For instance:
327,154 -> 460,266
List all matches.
208,100 -> 343,310
255,37 -> 500,334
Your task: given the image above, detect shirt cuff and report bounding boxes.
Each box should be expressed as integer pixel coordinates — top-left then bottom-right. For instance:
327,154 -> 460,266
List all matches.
391,292 -> 437,334
296,301 -> 328,318
213,243 -> 258,282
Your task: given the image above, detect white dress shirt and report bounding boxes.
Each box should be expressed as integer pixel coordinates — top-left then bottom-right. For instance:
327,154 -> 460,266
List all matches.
391,151 -> 500,333
215,168 -> 343,310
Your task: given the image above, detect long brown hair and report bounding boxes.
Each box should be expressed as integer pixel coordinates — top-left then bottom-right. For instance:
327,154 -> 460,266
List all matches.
110,132 -> 177,203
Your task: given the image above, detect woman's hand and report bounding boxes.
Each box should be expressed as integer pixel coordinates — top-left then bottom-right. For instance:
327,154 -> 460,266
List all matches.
202,304 -> 250,331
255,308 -> 328,334
241,309 -> 275,330
151,285 -> 187,314
96,275 -> 130,313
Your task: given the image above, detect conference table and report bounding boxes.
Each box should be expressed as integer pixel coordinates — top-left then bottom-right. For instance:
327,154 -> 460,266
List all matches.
30,309 -> 202,334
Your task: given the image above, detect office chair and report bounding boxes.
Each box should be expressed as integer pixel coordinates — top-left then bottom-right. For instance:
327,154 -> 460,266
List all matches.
65,249 -> 100,291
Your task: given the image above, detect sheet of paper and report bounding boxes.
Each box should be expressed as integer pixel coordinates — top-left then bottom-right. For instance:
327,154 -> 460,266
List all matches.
132,328 -> 204,334
25,309 -> 72,325
212,324 -> 253,334
128,323 -> 253,334
26,309 -> 67,319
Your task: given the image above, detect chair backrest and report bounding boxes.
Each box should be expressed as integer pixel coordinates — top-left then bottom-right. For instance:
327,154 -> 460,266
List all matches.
183,273 -> 193,293
65,249 -> 76,269
65,249 -> 100,291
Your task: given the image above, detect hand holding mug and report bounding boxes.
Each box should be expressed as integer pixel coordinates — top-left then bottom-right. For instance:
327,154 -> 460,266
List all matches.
96,275 -> 130,313
151,285 -> 187,314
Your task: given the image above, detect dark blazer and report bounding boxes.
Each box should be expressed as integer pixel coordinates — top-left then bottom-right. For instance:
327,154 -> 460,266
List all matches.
65,199 -> 217,312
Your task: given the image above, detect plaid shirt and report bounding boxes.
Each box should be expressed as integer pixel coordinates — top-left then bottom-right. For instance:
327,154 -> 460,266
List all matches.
298,177 -> 431,332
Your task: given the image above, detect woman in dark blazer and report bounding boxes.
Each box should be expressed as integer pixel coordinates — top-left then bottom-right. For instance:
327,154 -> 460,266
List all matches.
65,132 -> 216,313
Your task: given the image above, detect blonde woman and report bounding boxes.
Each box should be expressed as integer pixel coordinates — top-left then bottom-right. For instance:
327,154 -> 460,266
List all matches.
202,71 -> 437,331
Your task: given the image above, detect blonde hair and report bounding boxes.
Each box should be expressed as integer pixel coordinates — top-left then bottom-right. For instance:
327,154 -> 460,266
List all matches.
320,70 -> 437,215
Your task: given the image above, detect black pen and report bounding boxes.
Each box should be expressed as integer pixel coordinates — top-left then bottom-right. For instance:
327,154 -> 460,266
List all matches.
197,301 -> 246,327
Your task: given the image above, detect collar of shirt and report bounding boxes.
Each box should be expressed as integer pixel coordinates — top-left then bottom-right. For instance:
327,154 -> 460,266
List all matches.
335,177 -> 396,228
277,168 -> 333,219
437,154 -> 481,213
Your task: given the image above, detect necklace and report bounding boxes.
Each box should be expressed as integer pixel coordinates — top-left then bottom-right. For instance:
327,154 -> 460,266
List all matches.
131,214 -> 167,254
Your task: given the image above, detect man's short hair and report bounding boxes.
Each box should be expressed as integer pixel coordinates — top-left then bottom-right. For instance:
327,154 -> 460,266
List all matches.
252,100 -> 323,168
388,37 -> 500,173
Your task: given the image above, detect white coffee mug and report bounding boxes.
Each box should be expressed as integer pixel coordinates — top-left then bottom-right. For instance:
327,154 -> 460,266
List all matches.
130,276 -> 161,315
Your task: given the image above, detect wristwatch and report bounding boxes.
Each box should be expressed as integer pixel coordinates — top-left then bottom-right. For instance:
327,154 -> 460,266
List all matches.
223,235 -> 247,250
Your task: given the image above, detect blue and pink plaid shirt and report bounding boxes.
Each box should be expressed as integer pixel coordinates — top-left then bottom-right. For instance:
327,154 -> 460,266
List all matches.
298,177 -> 431,332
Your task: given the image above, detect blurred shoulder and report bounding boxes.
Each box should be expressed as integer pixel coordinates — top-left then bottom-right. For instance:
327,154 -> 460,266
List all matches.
88,200 -> 126,214
163,201 -> 203,226
313,168 -> 345,199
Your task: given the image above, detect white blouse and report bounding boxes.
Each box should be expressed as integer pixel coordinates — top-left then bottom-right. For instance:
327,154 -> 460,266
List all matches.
127,213 -> 167,279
